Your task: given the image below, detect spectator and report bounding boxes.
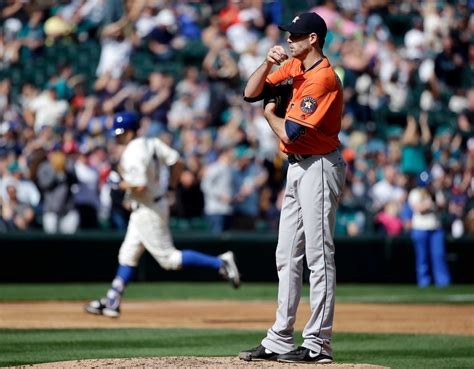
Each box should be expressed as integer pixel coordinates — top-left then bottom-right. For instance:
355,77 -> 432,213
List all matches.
36,150 -> 79,234
140,72 -> 174,135
226,8 -> 260,54
18,9 -> 44,59
74,0 -> 108,39
408,171 -> 451,288
374,201 -> 403,236
173,168 -> 205,220
434,35 -> 465,89
147,8 -> 178,61
76,96 -> 112,149
96,17 -> 136,78
73,148 -> 100,229
202,34 -> 239,126
217,0 -> 242,33
238,41 -> 261,80
400,113 -> 431,175
135,2 -> 160,39
1,182 -> 34,230
370,164 -> 405,212
404,17 -> 427,60
176,3 -> 202,41
231,146 -> 268,230
0,17 -> 22,66
24,84 -> 69,134
1,159 -> 40,210
174,66 -> 210,112
200,147 -> 234,233
167,92 -> 197,131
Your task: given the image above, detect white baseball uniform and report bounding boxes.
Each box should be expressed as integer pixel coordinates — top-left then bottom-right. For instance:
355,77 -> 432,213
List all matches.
117,136 -> 183,270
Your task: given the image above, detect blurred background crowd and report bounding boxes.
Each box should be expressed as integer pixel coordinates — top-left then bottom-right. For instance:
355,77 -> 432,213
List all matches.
0,0 -> 472,237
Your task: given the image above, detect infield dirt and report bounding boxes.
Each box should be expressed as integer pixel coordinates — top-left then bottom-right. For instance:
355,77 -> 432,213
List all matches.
1,300 -> 472,335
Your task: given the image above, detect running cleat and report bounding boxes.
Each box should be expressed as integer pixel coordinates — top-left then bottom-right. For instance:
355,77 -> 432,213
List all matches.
218,251 -> 241,289
84,297 -> 107,315
84,297 -> 120,318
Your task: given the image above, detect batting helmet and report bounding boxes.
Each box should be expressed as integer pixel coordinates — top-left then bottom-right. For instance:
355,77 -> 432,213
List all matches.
113,112 -> 139,136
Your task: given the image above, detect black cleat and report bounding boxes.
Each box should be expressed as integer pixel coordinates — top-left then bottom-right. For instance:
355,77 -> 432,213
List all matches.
277,346 -> 333,363
84,298 -> 107,315
238,345 -> 278,361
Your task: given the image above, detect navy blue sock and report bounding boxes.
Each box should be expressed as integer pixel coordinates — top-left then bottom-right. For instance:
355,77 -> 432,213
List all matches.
116,264 -> 136,285
181,250 -> 223,269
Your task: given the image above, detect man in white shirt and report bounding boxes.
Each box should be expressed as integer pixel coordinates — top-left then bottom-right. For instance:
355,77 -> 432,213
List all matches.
95,18 -> 134,78
370,164 -> 405,211
25,86 -> 68,133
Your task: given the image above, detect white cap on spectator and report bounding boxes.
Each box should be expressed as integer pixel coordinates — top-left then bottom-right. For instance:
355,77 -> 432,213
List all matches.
4,18 -> 22,39
239,9 -> 258,23
156,9 -> 175,27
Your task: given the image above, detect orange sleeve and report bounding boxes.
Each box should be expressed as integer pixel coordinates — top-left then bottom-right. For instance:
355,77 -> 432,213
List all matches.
286,82 -> 337,129
266,59 -> 294,86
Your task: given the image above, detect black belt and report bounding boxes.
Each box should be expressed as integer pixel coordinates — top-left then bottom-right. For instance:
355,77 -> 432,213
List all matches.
287,149 -> 338,164
287,153 -> 313,164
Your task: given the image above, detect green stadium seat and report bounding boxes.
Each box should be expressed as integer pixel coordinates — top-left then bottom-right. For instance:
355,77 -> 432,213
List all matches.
190,217 -> 210,231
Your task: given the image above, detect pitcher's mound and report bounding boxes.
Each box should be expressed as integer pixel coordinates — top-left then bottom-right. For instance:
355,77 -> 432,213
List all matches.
21,357 -> 390,368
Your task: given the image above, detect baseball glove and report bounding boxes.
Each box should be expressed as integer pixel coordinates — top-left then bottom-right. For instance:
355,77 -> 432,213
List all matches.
244,79 -> 293,118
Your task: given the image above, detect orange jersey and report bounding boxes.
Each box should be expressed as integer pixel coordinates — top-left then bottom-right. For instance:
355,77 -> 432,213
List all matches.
266,57 -> 343,155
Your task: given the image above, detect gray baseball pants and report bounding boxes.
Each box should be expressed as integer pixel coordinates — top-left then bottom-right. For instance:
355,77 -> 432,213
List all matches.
262,149 -> 346,357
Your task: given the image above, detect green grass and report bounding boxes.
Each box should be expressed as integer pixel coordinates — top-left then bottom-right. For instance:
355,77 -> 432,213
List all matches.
0,329 -> 472,369
0,283 -> 473,304
1,284 -> 472,368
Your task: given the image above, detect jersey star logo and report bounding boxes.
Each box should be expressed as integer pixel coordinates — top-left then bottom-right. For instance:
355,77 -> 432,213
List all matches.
300,96 -> 317,114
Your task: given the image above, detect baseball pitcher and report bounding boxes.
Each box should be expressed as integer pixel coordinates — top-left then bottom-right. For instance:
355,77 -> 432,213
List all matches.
239,12 -> 346,363
85,112 -> 240,318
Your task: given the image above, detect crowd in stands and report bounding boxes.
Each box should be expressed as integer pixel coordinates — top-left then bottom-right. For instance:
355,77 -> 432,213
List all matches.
0,0 -> 472,237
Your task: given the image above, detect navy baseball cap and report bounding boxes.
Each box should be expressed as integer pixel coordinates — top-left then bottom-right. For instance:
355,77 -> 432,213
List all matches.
417,171 -> 431,188
279,12 -> 327,48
